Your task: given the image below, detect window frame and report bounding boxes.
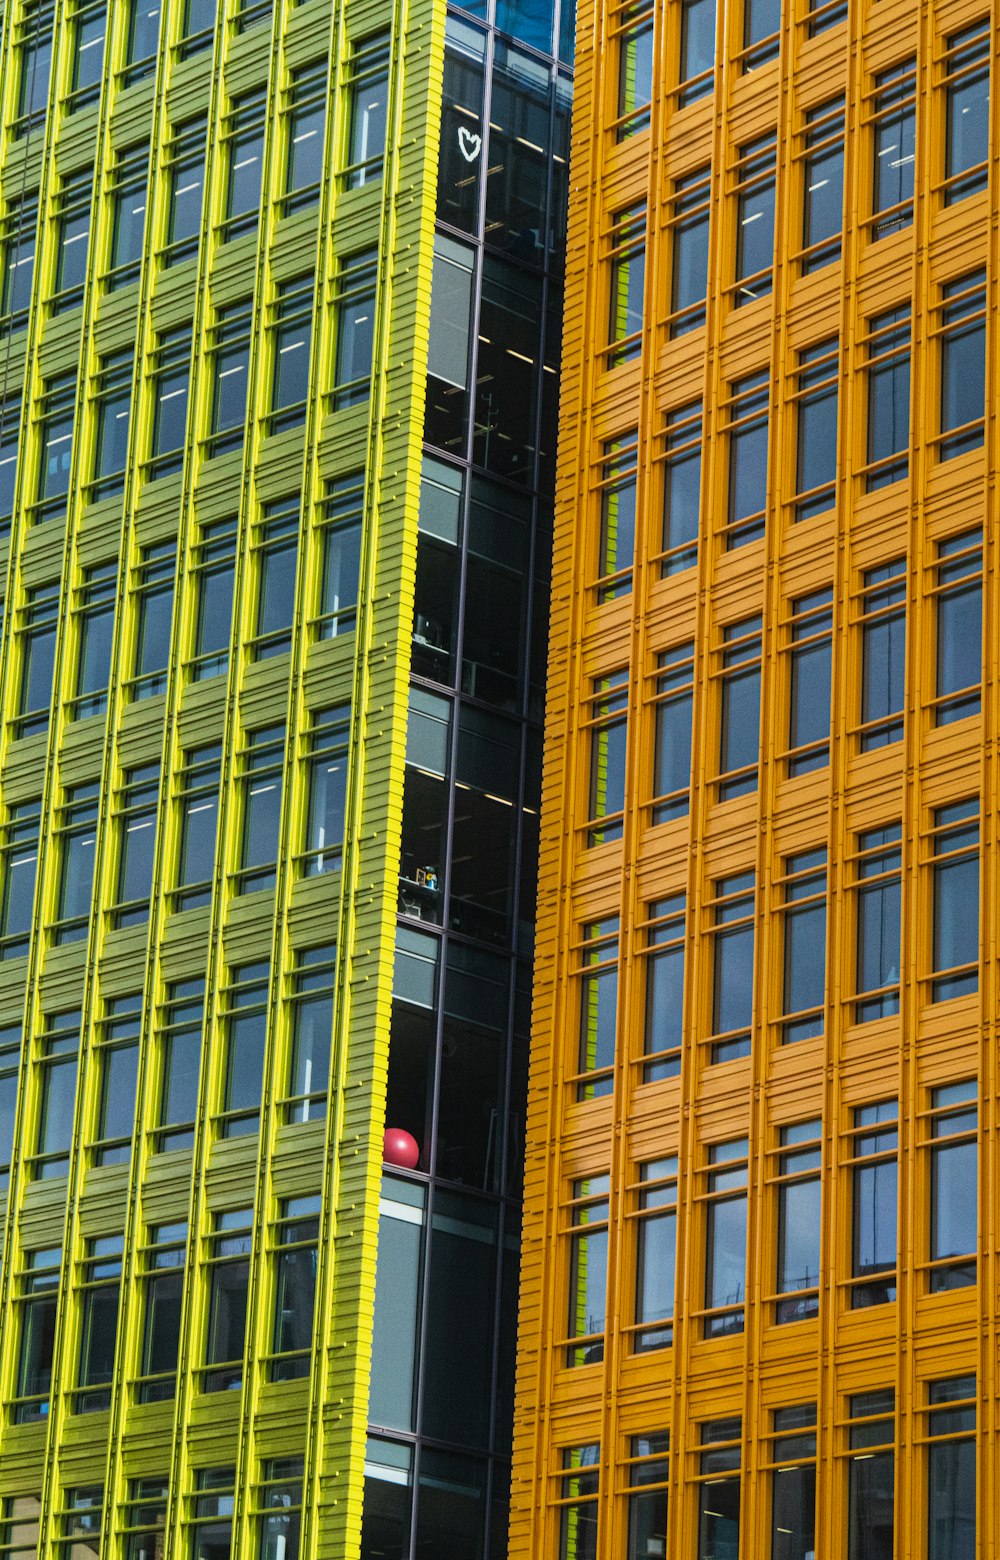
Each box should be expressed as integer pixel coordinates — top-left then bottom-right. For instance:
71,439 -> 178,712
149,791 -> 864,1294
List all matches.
563,1176 -> 610,1367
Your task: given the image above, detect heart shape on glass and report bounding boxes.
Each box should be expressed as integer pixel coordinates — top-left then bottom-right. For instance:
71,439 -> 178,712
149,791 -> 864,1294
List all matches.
458,126 -> 482,163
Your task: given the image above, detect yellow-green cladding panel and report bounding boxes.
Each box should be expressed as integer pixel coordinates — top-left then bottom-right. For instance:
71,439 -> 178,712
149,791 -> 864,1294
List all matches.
0,0 -> 443,1556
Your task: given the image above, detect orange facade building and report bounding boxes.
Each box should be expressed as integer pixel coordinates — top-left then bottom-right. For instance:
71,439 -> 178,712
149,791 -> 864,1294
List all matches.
512,0 -> 993,1555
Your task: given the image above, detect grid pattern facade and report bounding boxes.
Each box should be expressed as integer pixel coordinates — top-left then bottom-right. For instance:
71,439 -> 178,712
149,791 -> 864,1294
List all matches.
512,0 -> 996,1557
0,0 -> 442,1554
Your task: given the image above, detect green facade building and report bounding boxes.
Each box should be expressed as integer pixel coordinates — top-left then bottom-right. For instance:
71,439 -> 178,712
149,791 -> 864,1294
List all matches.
0,0 -> 570,1555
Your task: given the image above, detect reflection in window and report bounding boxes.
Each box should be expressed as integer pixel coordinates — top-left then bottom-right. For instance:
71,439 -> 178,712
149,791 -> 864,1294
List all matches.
346,34 -> 390,188
709,873 -> 755,1063
147,324 -> 192,477
68,1 -> 106,107
76,1236 -> 124,1411
371,1182 -> 424,1431
437,21 -> 487,235
633,1159 -> 677,1350
775,1122 -> 821,1323
90,994 -> 140,1164
847,1391 -> 894,1560
871,61 -> 916,238
111,765 -> 160,927
137,1222 -> 187,1401
660,404 -> 701,574
607,204 -> 645,365
259,1461 -> 304,1560
473,256 -> 541,481
485,41 -> 551,264
14,1246 -> 61,1420
0,799 -> 41,959
576,920 -> 618,1098
854,825 -> 902,1021
651,646 -> 693,821
422,1188 -> 502,1446
927,1378 -> 976,1560
928,1082 -> 977,1293
779,850 -> 827,1041
424,237 -> 474,457
304,706 -> 350,875
55,1488 -> 103,1555
52,170 -> 91,310
204,1212 -> 253,1390
801,99 -> 844,271
769,1405 -> 816,1559
207,297 -> 252,455
625,1436 -> 669,1560
934,530 -> 982,725
35,371 -> 75,512
786,589 -> 832,776
850,1102 -> 898,1308
718,617 -> 762,799
123,1480 -> 168,1558
642,898 -> 685,1080
333,251 -> 378,408
108,143 -> 148,288
696,1420 -> 741,1556
190,517 -> 236,680
124,0 -> 162,82
586,671 -> 628,845
557,1446 -> 599,1560
704,1143 -> 748,1334
317,474 -> 363,638
0,1024 -> 21,1190
615,4 -> 654,139
135,605 -> 178,729
286,946 -> 335,1122
90,349 -> 133,498
858,560 -> 905,748
1,193 -> 38,325
0,393 -> 19,523
283,62 -> 327,212
361,1439 -> 413,1560
668,168 -> 710,336
939,272 -> 986,460
174,744 -> 222,909
190,1469 -> 236,1556
794,340 -> 838,519
222,88 -> 266,239
271,1198 -> 321,1380
742,0 -> 779,70
13,4 -> 54,138
14,578 -> 60,738
944,24 -> 989,204
0,1495 -> 42,1558
269,277 -> 313,431
164,117 -> 207,263
154,980 -> 204,1152
34,1011 -> 82,1179
251,498 -> 299,659
595,431 -> 637,602
678,0 -> 716,103
929,801 -> 979,1001
723,370 -> 768,546
219,964 -> 269,1136
236,726 -> 285,893
733,133 -> 777,303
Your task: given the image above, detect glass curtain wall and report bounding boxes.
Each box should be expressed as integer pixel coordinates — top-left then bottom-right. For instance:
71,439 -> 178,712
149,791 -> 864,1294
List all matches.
365,4 -> 572,1558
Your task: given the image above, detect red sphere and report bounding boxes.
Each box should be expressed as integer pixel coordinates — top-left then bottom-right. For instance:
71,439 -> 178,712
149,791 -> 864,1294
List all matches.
383,1127 -> 420,1170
